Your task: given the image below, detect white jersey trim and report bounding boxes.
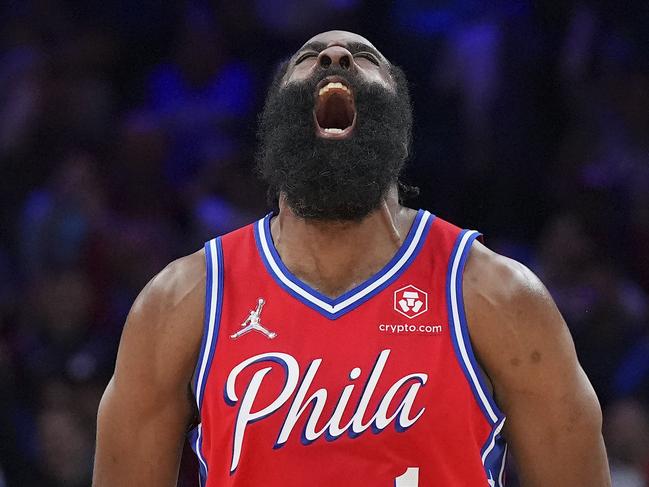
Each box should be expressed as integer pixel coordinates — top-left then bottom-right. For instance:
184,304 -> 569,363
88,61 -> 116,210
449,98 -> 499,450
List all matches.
256,210 -> 433,317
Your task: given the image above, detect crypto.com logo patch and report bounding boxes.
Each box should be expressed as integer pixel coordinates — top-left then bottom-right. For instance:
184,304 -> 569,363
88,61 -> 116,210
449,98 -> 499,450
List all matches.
393,285 -> 428,319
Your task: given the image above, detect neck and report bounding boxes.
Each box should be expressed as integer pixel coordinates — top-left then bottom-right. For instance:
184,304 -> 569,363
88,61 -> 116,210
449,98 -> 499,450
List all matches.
270,185 -> 418,298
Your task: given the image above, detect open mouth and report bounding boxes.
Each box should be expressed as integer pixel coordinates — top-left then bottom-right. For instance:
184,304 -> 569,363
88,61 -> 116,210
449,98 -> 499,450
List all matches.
313,77 -> 356,139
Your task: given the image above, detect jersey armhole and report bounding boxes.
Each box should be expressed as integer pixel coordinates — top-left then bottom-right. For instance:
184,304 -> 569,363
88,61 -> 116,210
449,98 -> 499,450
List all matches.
188,237 -> 224,484
446,229 -> 505,425
447,229 -> 508,485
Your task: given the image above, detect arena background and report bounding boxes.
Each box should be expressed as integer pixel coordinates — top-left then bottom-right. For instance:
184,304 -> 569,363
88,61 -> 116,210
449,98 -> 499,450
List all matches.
1,1 -> 648,485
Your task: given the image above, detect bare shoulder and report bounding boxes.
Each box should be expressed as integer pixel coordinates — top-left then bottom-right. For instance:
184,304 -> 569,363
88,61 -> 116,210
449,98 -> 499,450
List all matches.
128,248 -> 206,328
463,237 -> 567,337
114,248 -> 207,389
463,239 -> 554,327
462,237 -> 603,415
461,238 -> 610,486
462,239 -> 579,389
94,249 -> 208,486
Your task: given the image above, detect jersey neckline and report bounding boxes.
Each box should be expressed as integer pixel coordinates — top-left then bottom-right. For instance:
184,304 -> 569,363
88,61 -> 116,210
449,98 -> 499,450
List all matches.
253,209 -> 435,320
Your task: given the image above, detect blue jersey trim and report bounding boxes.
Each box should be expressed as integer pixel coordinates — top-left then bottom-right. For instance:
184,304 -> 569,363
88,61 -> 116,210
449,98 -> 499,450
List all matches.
446,229 -> 505,424
480,417 -> 508,487
190,237 -> 225,485
261,208 -> 425,305
253,209 -> 435,320
189,425 -> 207,486
192,241 -> 213,401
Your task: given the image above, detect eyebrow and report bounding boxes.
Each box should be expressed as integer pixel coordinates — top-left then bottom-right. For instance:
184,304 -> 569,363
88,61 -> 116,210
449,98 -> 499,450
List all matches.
297,41 -> 385,61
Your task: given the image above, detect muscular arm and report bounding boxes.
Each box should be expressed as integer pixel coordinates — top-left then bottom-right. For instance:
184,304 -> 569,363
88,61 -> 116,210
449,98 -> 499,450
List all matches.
93,250 -> 205,486
464,241 -> 610,486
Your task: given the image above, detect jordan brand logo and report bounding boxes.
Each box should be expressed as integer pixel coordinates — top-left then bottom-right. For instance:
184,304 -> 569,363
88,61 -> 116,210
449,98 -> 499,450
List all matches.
230,298 -> 277,340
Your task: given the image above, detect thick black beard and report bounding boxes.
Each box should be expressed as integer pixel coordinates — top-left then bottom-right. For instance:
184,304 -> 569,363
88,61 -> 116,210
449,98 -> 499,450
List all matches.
256,65 -> 412,221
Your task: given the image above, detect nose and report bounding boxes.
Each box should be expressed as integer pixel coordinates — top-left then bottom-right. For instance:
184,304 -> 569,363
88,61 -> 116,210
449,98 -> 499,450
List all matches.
318,46 -> 352,70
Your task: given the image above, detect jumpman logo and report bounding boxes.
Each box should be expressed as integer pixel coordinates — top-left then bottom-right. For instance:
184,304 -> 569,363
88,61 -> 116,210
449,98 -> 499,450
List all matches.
230,298 -> 277,340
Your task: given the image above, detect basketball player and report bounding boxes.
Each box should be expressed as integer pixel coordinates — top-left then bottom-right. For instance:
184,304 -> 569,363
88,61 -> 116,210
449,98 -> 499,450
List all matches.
93,31 -> 611,486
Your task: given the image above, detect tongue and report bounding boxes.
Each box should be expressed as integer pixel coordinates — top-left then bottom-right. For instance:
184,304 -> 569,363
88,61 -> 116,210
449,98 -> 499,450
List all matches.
317,92 -> 353,129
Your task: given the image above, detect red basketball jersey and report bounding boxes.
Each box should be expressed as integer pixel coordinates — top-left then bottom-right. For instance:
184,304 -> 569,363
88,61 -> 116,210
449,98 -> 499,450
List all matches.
189,210 -> 507,486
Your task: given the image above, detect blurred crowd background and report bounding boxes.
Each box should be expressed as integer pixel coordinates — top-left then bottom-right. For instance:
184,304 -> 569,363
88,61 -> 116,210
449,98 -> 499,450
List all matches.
1,1 -> 649,485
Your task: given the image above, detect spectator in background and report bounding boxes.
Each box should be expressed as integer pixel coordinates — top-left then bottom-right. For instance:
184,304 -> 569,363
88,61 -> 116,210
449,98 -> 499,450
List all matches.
605,399 -> 649,487
556,2 -> 649,288
0,324 -> 20,485
534,211 -> 648,404
253,0 -> 361,40
19,151 -> 110,279
0,47 -> 45,160
34,379 -> 95,487
13,266 -> 119,388
106,111 -> 181,292
146,3 -> 254,187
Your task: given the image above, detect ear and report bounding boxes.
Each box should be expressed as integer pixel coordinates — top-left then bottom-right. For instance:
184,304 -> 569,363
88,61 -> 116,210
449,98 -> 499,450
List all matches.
401,139 -> 411,160
270,59 -> 292,90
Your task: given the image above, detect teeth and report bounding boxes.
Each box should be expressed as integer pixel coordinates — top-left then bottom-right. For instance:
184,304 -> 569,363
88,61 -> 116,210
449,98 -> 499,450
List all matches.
324,128 -> 344,134
318,82 -> 350,96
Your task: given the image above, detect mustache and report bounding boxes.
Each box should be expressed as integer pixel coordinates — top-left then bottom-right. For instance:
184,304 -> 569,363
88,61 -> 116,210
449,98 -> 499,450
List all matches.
291,66 -> 361,91
272,67 -> 395,109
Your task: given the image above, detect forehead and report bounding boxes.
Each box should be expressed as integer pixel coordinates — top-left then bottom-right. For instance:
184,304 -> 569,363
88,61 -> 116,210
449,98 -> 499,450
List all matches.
299,30 -> 383,56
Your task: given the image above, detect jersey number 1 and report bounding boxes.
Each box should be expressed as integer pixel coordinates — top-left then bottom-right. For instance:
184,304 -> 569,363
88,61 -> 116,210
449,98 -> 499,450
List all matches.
394,467 -> 419,486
